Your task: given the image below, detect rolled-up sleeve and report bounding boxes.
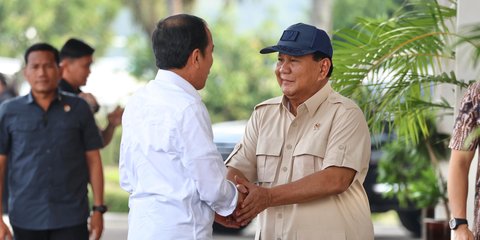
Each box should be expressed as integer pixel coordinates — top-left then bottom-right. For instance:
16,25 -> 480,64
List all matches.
449,82 -> 480,151
225,111 -> 260,183
322,106 -> 371,174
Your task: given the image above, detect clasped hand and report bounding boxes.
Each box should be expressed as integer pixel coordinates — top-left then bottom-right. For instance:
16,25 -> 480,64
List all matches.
215,176 -> 272,228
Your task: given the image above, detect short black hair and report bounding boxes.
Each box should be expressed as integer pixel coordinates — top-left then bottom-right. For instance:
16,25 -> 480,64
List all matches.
152,14 -> 209,70
24,43 -> 60,66
313,51 -> 334,77
60,38 -> 95,60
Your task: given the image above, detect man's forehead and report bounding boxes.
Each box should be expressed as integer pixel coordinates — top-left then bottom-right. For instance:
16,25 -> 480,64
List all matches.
27,51 -> 56,63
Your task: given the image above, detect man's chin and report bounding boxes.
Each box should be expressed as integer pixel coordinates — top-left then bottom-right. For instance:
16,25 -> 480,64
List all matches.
281,87 -> 294,97
32,88 -> 56,94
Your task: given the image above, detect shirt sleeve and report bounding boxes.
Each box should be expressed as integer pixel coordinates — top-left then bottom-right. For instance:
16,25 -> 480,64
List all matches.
0,103 -> 10,155
180,103 -> 237,216
78,98 -> 103,150
322,106 -> 371,173
225,110 -> 259,183
449,82 -> 480,151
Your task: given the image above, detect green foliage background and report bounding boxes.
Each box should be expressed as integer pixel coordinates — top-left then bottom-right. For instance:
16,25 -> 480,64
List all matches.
0,0 -> 418,213
0,0 -> 121,58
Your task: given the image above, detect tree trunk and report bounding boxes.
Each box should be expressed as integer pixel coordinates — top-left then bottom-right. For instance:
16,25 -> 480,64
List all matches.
126,0 -> 196,37
310,0 -> 333,34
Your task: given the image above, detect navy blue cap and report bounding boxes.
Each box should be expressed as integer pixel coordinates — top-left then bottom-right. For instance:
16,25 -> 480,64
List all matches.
260,23 -> 332,57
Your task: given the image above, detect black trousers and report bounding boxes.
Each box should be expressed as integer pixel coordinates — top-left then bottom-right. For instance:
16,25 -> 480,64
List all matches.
12,223 -> 88,240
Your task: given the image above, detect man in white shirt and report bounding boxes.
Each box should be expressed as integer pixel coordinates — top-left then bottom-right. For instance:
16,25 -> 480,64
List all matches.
119,14 -> 243,239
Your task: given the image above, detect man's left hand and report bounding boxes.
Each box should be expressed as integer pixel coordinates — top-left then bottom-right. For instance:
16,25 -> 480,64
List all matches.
214,214 -> 242,229
89,211 -> 104,240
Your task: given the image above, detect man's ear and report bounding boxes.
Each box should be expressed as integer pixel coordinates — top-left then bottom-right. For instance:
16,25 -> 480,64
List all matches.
319,58 -> 331,78
190,48 -> 201,68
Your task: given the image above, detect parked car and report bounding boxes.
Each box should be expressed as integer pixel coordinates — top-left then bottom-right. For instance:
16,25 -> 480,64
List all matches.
212,120 -> 421,237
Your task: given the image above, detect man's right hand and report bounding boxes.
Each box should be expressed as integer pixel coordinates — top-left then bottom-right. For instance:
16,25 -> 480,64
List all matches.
453,224 -> 474,240
0,221 -> 12,240
234,176 -> 271,226
214,177 -> 249,229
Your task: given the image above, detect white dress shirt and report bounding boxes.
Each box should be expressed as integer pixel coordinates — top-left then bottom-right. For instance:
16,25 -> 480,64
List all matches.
119,70 -> 238,240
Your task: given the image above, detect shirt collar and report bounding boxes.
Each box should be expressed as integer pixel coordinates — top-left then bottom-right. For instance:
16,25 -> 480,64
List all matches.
58,79 -> 82,94
154,69 -> 201,101
27,89 -> 63,104
281,82 -> 333,117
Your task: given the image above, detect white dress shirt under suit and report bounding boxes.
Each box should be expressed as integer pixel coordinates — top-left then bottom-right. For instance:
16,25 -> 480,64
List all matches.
119,70 -> 238,240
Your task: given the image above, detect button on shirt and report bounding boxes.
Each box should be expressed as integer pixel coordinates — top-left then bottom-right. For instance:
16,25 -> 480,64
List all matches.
0,91 -> 103,230
119,70 -> 238,240
226,83 -> 374,240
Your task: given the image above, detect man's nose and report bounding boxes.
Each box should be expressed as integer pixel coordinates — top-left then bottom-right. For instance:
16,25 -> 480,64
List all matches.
278,62 -> 290,73
38,66 -> 47,75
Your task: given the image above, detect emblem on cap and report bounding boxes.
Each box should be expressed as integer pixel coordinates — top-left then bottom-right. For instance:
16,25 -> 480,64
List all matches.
280,30 -> 299,41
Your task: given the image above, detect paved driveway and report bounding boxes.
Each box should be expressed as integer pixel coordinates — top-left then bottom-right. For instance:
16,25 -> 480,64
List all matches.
3,213 -> 420,240
101,213 -> 421,240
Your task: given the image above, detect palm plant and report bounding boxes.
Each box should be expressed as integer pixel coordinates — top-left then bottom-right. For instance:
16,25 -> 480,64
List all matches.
331,0 -> 479,217
332,0 -> 469,140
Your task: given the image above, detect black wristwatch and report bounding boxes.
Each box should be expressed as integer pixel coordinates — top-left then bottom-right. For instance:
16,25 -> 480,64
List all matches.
92,205 -> 108,214
449,218 -> 468,230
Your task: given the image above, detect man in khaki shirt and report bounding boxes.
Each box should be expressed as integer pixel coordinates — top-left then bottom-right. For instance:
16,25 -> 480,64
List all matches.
226,23 -> 374,240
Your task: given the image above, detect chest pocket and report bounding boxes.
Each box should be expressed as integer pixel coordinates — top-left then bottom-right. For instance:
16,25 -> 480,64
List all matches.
256,138 -> 282,183
58,122 -> 78,134
57,121 -> 80,143
11,121 -> 38,132
291,139 -> 326,181
10,121 -> 41,146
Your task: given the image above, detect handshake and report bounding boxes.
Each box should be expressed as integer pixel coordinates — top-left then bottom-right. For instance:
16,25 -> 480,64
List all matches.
215,176 -> 272,229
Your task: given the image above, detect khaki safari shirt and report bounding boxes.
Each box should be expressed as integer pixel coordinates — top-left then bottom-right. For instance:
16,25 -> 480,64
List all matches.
226,83 -> 374,240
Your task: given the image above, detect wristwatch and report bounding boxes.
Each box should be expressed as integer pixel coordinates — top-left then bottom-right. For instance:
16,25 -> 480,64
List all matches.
92,205 -> 108,214
449,218 -> 468,230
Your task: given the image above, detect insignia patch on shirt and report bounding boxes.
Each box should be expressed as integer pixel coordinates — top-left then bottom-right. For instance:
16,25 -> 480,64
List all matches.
64,104 -> 71,112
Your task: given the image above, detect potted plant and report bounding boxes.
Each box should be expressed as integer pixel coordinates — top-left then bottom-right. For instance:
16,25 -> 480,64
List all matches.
377,117 -> 451,239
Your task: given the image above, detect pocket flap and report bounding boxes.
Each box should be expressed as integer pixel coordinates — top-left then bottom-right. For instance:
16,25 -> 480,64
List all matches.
256,138 -> 283,156
292,139 -> 325,158
12,121 -> 38,131
58,121 -> 79,129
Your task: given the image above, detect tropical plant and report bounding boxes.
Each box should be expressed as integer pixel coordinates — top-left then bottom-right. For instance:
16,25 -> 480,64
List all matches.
377,117 -> 450,217
331,0 -> 479,216
332,0 -> 470,141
